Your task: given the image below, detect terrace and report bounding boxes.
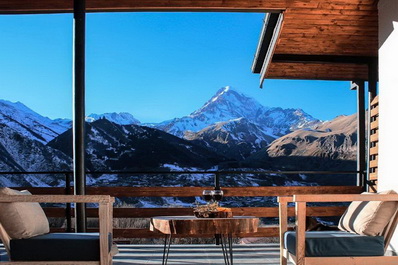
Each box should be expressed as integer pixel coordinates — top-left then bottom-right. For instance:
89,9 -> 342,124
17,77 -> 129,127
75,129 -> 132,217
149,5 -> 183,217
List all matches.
0,0 -> 396,264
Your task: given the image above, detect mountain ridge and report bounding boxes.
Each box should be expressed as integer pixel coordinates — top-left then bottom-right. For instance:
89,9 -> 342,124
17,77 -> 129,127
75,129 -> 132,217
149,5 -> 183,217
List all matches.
154,86 -> 321,139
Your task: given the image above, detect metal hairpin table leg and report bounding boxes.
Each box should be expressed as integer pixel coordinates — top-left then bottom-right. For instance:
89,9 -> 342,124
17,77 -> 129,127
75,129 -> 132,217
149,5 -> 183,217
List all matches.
228,234 -> 233,265
162,234 -> 172,265
220,234 -> 233,265
220,234 -> 229,265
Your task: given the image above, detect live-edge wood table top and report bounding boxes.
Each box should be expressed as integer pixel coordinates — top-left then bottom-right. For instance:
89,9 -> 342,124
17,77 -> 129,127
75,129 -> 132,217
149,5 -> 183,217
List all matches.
150,216 -> 259,235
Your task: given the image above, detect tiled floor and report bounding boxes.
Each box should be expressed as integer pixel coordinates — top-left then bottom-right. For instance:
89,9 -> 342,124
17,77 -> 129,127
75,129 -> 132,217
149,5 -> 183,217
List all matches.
113,243 -> 286,265
1,243 -> 290,264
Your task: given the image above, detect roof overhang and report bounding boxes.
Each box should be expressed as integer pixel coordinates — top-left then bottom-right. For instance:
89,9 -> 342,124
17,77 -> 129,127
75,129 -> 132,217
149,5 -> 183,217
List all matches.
251,0 -> 379,84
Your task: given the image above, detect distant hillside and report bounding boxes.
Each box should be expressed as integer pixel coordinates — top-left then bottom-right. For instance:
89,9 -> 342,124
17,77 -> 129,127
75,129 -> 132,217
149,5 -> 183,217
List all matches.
267,114 -> 357,160
246,114 -> 357,185
48,119 -> 227,171
185,118 -> 276,160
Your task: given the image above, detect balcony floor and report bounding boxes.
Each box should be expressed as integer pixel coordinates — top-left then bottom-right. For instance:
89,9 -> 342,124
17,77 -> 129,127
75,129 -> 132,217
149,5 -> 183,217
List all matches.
1,243 -> 291,264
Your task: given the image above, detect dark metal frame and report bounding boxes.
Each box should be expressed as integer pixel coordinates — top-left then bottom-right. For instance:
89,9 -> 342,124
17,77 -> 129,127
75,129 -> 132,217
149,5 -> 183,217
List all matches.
73,0 -> 87,232
251,13 -> 281,73
351,81 -> 366,187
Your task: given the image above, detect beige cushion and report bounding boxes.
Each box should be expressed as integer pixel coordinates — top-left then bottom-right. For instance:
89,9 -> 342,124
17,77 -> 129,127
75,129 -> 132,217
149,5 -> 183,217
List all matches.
338,190 -> 398,236
0,188 -> 49,239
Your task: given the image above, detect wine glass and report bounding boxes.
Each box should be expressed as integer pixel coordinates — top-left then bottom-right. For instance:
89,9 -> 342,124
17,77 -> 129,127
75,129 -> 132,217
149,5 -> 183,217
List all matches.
212,190 -> 224,206
202,190 -> 213,204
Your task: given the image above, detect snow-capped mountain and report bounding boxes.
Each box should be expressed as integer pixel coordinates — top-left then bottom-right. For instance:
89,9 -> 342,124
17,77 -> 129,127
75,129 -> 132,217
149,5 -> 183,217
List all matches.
0,122 -> 72,187
155,86 -> 320,138
0,99 -> 71,144
86,112 -> 140,125
185,118 -> 276,160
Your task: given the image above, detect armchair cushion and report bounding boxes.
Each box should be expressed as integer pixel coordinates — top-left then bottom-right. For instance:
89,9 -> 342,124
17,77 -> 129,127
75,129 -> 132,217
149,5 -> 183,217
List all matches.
284,231 -> 384,257
0,188 -> 49,239
10,233 -> 100,261
338,190 -> 398,236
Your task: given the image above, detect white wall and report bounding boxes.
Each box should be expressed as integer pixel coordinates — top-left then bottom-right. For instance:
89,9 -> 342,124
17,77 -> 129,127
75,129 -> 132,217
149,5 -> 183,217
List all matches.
378,0 -> 398,254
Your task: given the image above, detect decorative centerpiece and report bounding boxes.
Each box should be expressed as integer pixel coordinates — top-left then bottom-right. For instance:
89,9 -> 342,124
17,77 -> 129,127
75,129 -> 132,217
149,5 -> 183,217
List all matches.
193,202 -> 233,218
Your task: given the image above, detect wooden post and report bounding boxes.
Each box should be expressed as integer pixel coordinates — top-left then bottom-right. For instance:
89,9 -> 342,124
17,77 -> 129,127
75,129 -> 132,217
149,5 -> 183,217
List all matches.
278,197 -> 288,265
73,0 -> 87,232
99,202 -> 111,265
295,201 -> 306,265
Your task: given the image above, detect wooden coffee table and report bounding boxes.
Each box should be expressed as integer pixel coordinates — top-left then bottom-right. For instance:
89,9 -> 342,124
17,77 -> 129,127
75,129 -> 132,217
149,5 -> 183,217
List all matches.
150,216 -> 259,265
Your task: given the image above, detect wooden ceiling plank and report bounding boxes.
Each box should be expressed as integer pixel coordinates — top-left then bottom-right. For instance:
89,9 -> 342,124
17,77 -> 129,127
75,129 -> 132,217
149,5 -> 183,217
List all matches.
280,32 -> 377,41
267,69 -> 368,80
286,20 -> 378,28
288,2 -> 377,11
277,39 -> 378,47
275,45 -> 378,52
287,8 -> 377,16
281,26 -> 378,35
284,14 -> 378,22
272,54 -> 375,64
274,46 -> 377,57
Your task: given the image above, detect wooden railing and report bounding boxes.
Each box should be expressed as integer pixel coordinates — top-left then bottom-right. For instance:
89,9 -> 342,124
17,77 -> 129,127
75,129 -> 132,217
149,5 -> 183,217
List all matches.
11,185 -> 362,239
369,95 -> 379,191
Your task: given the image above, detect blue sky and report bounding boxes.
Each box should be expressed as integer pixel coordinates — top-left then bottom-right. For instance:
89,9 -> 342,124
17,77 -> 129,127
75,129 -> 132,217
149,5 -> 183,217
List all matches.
0,12 -> 356,122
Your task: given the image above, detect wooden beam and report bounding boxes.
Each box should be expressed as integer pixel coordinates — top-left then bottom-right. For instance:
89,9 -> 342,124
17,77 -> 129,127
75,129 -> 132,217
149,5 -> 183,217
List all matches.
284,13 -> 378,22
272,54 -> 375,64
267,62 -> 368,80
43,205 -> 347,218
281,25 -> 378,35
288,2 -> 378,11
85,186 -> 363,197
275,45 -> 377,57
286,8 -> 378,16
0,0 -> 287,14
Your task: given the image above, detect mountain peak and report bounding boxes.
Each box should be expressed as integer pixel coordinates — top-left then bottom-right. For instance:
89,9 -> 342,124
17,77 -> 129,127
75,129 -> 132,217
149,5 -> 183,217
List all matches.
155,86 -> 320,138
0,99 -> 71,143
86,112 -> 140,125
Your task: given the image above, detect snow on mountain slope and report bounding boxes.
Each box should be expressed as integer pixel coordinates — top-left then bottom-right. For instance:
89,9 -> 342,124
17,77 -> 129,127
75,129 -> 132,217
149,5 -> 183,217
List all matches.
156,86 -> 320,138
0,99 -> 70,143
185,117 -> 276,160
0,123 -> 72,187
48,119 -> 227,171
86,112 -> 141,125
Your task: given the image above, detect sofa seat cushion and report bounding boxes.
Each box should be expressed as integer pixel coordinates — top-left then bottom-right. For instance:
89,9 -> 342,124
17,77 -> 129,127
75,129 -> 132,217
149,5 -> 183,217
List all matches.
10,233 -> 100,261
284,231 -> 384,257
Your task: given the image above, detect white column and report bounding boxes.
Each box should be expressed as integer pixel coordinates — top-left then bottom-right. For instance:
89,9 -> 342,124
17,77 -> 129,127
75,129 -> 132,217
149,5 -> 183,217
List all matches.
378,0 -> 398,253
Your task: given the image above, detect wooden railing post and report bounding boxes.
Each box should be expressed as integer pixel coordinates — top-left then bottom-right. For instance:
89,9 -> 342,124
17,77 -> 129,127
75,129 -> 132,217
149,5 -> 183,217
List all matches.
295,201 -> 306,265
65,173 -> 73,232
278,196 -> 290,265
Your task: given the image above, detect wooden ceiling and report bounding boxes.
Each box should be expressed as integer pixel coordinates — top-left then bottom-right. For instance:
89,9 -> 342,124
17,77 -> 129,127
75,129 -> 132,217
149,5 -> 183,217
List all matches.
0,0 -> 378,81
265,0 -> 379,81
